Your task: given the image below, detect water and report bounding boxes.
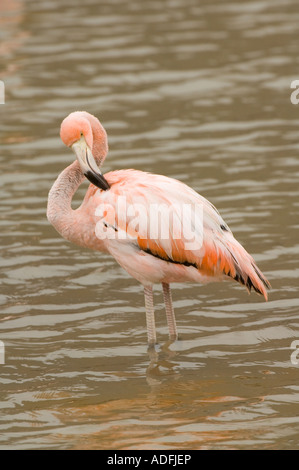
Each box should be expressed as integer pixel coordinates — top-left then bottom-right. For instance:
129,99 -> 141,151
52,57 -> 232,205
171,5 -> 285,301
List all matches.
0,0 -> 299,450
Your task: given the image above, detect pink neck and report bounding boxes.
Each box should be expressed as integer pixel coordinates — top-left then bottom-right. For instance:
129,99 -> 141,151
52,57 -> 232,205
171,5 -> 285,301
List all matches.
47,161 -> 85,243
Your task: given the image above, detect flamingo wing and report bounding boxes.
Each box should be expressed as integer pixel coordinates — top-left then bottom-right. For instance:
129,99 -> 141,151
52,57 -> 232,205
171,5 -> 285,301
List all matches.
88,169 -> 270,299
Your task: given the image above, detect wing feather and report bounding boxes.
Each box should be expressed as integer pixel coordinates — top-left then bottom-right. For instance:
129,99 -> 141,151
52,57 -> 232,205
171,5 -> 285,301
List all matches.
91,169 -> 270,298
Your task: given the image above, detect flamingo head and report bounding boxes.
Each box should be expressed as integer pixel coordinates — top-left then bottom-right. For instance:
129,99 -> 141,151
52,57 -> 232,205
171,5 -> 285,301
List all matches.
60,111 -> 110,190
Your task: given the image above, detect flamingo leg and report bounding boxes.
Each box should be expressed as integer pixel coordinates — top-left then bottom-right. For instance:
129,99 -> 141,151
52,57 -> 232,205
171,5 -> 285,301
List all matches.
162,282 -> 177,340
144,285 -> 156,345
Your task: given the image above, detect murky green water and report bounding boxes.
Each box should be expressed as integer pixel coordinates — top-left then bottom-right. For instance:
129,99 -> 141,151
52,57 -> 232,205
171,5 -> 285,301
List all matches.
0,0 -> 299,450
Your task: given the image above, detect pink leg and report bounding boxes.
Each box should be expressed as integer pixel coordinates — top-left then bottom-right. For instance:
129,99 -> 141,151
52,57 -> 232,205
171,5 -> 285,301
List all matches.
144,285 -> 156,345
162,282 -> 177,339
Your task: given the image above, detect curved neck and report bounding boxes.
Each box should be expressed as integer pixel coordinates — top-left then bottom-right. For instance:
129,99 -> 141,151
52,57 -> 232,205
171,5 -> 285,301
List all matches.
47,161 -> 85,243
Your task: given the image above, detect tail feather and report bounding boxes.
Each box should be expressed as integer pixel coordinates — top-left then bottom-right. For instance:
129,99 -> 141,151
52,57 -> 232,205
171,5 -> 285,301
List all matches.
220,236 -> 270,300
233,261 -> 270,300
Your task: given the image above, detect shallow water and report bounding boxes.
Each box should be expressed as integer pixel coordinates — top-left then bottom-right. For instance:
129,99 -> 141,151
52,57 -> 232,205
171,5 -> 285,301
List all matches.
0,0 -> 299,450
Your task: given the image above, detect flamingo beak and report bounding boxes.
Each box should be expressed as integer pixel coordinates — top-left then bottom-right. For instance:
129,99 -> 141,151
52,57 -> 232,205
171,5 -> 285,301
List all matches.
72,136 -> 110,191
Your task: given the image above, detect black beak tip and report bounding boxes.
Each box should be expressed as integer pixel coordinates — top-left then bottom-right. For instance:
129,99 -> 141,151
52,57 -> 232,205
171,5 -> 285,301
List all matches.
84,170 -> 110,191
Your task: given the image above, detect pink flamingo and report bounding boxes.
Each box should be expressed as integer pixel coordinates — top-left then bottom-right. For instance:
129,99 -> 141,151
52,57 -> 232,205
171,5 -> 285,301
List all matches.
47,111 -> 270,344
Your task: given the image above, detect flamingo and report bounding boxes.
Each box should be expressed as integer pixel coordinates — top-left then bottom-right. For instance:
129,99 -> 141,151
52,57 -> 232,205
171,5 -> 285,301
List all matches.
47,111 -> 270,345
